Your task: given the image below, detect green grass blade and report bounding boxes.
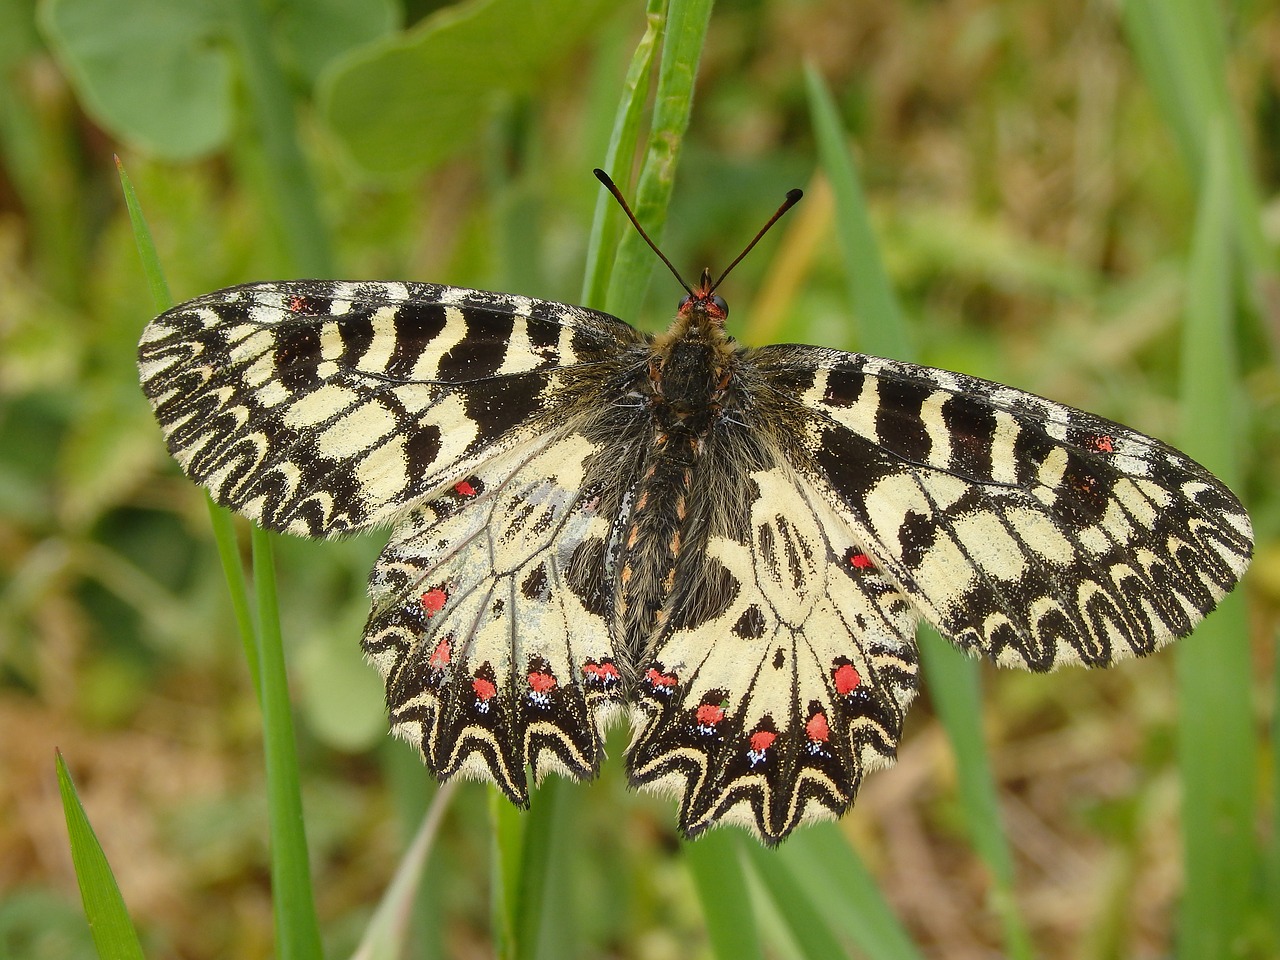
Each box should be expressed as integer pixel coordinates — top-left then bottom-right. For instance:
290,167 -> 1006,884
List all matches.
115,156 -> 170,310
915,632 -> 1032,958
1173,122 -> 1259,960
118,158 -> 262,689
776,824 -> 923,960
684,831 -> 765,960
512,779 -> 576,960
804,65 -> 1033,959
604,0 -> 713,320
251,526 -> 325,960
490,792 -> 523,960
55,750 -> 147,960
350,781 -> 458,960
211,5 -> 334,951
206,505 -> 262,691
803,63 -> 909,360
582,0 -> 664,308
122,159 -> 307,951
741,843 -> 851,960
1122,0 -> 1272,278
227,0 -> 334,277
602,5 -> 775,947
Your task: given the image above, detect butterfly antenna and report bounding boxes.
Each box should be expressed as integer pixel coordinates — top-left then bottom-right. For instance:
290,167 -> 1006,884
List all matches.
708,187 -> 803,294
594,168 -> 694,296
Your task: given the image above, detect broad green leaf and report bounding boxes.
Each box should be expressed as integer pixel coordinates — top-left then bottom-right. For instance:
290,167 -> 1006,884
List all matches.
0,0 -> 42,69
40,0 -> 399,160
319,0 -> 619,176
276,0 -> 398,85
40,0 -> 233,158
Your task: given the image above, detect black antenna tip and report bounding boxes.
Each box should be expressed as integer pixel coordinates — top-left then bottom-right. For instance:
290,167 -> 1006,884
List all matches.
787,188 -> 803,203
593,168 -> 611,186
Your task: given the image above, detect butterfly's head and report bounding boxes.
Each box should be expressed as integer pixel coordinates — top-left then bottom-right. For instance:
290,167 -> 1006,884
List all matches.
592,168 -> 801,334
678,268 -> 729,326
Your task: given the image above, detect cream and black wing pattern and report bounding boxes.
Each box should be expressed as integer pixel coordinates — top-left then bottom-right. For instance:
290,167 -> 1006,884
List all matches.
139,267 -> 1252,845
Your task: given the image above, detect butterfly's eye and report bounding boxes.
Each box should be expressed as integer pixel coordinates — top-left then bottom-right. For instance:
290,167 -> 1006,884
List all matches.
678,294 -> 693,312
711,295 -> 728,317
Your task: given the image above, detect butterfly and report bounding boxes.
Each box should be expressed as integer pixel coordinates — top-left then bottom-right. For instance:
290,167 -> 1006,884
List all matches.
137,170 -> 1252,844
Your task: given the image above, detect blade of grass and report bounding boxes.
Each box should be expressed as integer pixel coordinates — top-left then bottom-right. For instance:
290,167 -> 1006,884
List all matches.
1122,0 -> 1273,282
118,157 -> 262,689
582,6 -> 775,950
1173,121 -> 1259,960
227,0 -> 334,277
684,831 -> 765,960
775,824 -> 924,960
582,0 -> 664,308
604,0 -> 713,321
252,526 -> 325,960
741,841 -> 853,960
491,792 -> 523,960
804,65 -> 1034,960
55,750 -> 146,960
601,4 -> 780,950
350,780 -> 458,960
221,3 -> 337,949
513,780 -> 577,960
116,158 -> 170,309
803,64 -> 910,361
121,158 -> 320,955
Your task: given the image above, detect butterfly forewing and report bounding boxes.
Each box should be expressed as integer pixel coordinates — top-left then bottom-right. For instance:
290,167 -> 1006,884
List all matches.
752,346 -> 1253,671
138,280 -> 642,536
140,258 -> 1251,845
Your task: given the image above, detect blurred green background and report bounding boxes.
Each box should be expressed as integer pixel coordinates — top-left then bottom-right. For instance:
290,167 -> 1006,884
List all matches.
1,0 -> 1277,957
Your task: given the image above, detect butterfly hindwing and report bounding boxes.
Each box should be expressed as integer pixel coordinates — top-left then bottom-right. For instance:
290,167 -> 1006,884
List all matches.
362,427 -> 633,802
626,461 -> 920,844
753,346 -> 1253,671
138,281 -> 642,536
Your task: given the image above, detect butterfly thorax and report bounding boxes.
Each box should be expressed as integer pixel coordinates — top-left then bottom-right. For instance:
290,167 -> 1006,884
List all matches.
615,294 -> 743,674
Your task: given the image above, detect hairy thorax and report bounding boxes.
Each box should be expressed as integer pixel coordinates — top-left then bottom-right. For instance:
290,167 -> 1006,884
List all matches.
615,315 -> 744,667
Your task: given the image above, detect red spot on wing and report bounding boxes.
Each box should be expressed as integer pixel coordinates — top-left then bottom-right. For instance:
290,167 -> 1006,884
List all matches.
472,677 -> 497,701
583,659 -> 620,685
805,710 -> 830,743
1092,434 -> 1115,452
420,587 -> 448,616
833,662 -> 861,696
428,639 -> 451,669
848,551 -> 875,570
645,668 -> 678,689
528,671 -> 556,694
749,730 -> 776,753
696,703 -> 726,726
287,295 -> 307,312
454,480 -> 477,497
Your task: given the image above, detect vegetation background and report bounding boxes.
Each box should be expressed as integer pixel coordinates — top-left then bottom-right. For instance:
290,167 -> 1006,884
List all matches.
0,0 -> 1277,957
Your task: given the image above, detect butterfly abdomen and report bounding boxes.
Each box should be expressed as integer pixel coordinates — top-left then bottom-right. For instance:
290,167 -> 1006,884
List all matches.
614,336 -> 741,669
